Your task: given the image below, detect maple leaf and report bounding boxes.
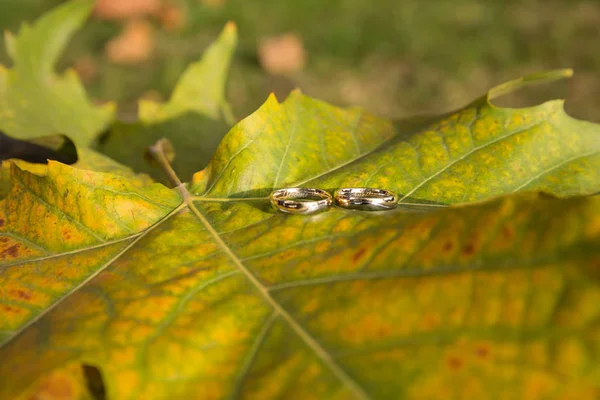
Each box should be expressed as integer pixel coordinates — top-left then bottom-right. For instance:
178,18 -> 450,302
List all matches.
1,2 -> 600,397
0,0 -> 115,147
1,82 -> 600,398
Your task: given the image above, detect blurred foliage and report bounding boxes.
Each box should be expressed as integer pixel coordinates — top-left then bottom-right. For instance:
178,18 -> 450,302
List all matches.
1,0 -> 600,122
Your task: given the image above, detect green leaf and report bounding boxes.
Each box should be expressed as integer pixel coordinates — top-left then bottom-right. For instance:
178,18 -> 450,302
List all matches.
1,78 -> 600,398
95,114 -> 230,185
138,22 -> 238,125
95,23 -> 237,183
191,73 -> 600,203
1,164 -> 599,399
0,0 -> 115,147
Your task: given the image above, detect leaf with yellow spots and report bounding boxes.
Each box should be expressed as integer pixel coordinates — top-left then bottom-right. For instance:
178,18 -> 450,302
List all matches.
0,161 -> 181,344
14,362 -> 96,400
191,69 -> 600,203
0,0 -> 115,147
0,147 -> 154,201
2,76 -> 600,398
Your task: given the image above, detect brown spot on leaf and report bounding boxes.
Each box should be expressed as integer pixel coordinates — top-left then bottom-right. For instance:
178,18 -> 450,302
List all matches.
353,248 -> 367,262
0,218 -> 4,227
443,241 -> 454,252
476,346 -> 490,359
377,325 -> 391,337
11,289 -> 32,301
462,243 -> 475,256
2,305 -> 21,314
1,244 -> 19,257
0,237 -> 8,243
502,225 -> 514,241
447,357 -> 463,370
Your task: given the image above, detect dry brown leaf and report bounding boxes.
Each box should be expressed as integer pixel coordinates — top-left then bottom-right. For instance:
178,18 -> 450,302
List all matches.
105,19 -> 154,64
258,33 -> 306,75
158,4 -> 187,31
94,0 -> 162,20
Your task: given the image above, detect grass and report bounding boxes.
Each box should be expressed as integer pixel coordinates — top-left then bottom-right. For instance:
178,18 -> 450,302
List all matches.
1,0 -> 600,122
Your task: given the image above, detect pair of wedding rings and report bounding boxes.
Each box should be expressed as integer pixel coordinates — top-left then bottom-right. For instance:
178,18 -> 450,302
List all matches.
270,187 -> 399,214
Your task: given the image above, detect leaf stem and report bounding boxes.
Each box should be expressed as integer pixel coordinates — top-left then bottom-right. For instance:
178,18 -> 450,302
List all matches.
147,139 -> 189,198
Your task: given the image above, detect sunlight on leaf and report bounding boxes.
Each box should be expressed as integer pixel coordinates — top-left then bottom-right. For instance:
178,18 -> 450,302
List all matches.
191,71 -> 600,203
1,70 -> 600,397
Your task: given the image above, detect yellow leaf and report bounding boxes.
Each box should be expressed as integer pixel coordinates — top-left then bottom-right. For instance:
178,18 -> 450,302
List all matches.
1,85 -> 600,398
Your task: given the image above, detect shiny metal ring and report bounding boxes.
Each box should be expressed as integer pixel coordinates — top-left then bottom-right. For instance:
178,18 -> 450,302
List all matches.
270,188 -> 332,214
334,187 -> 399,211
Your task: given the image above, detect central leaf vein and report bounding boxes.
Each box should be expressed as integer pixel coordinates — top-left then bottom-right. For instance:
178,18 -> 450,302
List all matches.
186,196 -> 371,400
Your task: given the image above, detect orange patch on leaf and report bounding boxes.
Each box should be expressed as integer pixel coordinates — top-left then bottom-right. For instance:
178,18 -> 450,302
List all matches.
2,305 -> 23,314
475,345 -> 490,359
447,356 -> 463,371
9,289 -> 32,301
442,241 -> 454,252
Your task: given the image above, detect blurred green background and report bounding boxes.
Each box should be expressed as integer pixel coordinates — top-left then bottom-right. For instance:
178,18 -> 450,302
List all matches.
1,0 -> 600,122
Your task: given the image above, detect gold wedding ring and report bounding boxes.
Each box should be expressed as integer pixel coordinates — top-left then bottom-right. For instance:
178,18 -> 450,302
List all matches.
334,187 -> 399,210
270,188 -> 332,214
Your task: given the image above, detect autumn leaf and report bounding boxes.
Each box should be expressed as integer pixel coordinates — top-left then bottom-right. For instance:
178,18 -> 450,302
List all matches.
191,73 -> 600,203
104,19 -> 155,65
96,23 -> 237,182
258,33 -> 307,76
0,0 -> 115,147
1,81 -> 600,399
0,144 -> 156,201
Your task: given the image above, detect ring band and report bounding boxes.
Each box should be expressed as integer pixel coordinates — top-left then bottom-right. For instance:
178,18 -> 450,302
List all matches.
270,188 -> 332,214
334,187 -> 398,210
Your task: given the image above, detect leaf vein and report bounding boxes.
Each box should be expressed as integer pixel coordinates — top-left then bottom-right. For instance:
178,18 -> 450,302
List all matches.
399,120 -> 545,202
186,200 -> 370,400
229,312 -> 278,399
511,150 -> 599,192
0,203 -> 186,347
